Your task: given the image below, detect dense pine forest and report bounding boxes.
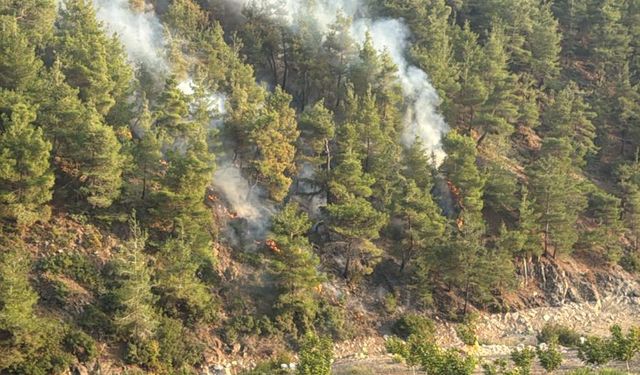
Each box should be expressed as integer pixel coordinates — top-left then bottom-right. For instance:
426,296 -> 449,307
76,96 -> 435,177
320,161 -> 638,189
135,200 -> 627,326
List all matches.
2,0 -> 640,374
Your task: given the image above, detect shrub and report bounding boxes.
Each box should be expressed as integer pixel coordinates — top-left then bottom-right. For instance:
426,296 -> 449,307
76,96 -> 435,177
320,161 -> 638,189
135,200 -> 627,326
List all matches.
391,313 -> 435,340
608,324 -> 640,371
297,333 -> 333,375
156,316 -> 203,369
456,314 -> 479,346
388,335 -> 477,375
537,323 -> 581,347
510,346 -> 536,375
125,338 -> 161,369
578,336 -> 613,366
619,252 -> 640,274
63,329 -> 98,363
536,342 -> 563,372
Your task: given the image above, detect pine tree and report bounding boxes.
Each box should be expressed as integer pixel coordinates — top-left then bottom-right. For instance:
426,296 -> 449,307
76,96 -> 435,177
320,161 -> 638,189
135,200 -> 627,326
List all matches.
56,0 -> 132,116
0,0 -> 56,49
440,131 -> 485,215
542,82 -> 597,165
527,4 -> 562,84
527,138 -> 587,257
475,24 -> 518,147
114,217 -> 158,342
155,232 -> 216,326
131,98 -> 163,202
298,99 -> 335,175
74,108 -> 125,208
250,87 -> 299,202
0,100 -> 54,226
322,12 -> 358,110
0,16 -> 43,93
393,179 -> 446,272
268,203 -> 324,334
581,188 -> 623,262
327,148 -> 388,280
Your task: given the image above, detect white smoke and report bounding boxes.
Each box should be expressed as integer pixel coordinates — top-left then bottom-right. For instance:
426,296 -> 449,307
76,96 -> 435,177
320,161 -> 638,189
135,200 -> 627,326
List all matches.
228,0 -> 448,162
351,19 -> 449,164
93,0 -> 168,72
213,164 -> 277,237
177,78 -> 272,237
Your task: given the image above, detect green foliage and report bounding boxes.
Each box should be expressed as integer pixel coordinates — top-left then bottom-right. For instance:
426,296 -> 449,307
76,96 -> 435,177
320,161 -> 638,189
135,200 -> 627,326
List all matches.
297,333 -> 333,375
609,324 -> 640,370
510,346 -> 536,375
536,342 -> 563,373
0,100 -> 54,226
63,329 -> 97,363
388,334 -> 477,375
578,336 -> 613,366
269,203 -> 324,335
391,313 -> 435,340
537,323 -> 581,347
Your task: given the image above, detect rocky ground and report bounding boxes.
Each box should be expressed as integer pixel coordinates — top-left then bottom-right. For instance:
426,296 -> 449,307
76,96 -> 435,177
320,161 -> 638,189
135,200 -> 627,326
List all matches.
331,259 -> 640,374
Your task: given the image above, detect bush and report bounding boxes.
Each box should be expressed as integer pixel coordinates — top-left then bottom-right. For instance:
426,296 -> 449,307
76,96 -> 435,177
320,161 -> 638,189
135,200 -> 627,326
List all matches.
388,335 -> 477,375
537,323 -> 581,347
456,314 -> 479,346
156,316 -> 203,369
297,333 -> 333,375
510,346 -> 536,375
391,313 -> 435,340
536,342 -> 563,372
315,302 -> 349,340
578,336 -> 613,366
125,338 -> 161,369
619,252 -> 640,273
63,329 -> 97,363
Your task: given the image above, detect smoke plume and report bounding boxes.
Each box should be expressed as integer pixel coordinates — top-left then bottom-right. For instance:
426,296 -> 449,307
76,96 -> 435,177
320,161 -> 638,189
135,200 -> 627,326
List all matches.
227,0 -> 449,162
351,19 -> 449,163
93,0 -> 168,72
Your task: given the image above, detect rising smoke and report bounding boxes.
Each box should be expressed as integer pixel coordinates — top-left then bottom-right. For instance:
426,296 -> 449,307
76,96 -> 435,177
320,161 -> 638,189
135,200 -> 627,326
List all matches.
227,0 -> 449,162
93,0 -> 274,238
92,0 -> 169,72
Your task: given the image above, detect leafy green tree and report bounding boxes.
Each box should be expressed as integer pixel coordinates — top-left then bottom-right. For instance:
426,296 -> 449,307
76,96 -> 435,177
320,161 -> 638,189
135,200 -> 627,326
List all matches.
269,203 -> 324,335
527,138 -> 587,257
0,101 -> 54,226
